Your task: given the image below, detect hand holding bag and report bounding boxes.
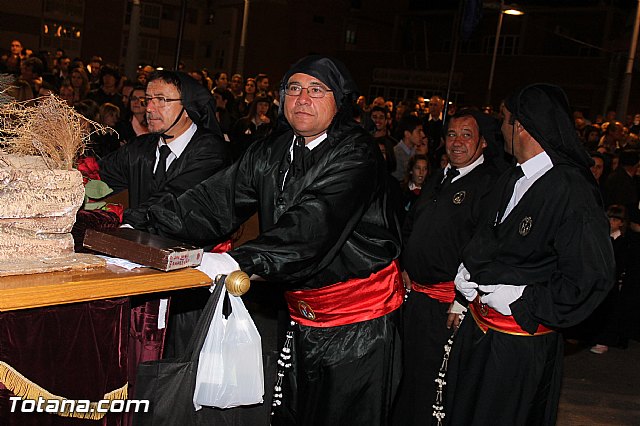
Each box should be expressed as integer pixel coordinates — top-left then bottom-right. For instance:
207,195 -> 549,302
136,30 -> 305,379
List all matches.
193,287 -> 264,409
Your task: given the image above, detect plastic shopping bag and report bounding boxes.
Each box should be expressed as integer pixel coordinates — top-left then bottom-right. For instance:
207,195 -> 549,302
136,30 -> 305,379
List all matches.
193,287 -> 264,410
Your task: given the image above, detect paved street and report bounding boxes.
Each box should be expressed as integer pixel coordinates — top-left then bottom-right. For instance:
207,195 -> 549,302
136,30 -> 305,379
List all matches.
558,340 -> 640,425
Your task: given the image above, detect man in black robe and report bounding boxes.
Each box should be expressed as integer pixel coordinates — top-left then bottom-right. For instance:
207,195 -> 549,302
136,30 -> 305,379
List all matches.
99,70 -> 229,211
392,110 -> 503,425
99,70 -> 230,358
449,84 -> 615,425
135,55 -> 403,426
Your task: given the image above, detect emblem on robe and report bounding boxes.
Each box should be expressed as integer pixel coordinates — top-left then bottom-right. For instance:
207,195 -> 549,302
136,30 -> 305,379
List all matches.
452,191 -> 466,205
298,301 -> 316,320
519,216 -> 533,236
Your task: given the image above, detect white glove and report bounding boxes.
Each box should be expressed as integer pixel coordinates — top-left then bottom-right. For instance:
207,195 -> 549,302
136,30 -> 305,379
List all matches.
454,263 -> 478,301
196,252 -> 240,283
479,284 -> 525,315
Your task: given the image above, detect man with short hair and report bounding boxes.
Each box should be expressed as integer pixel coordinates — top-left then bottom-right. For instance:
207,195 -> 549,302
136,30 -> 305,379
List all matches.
255,73 -> 270,93
425,95 -> 445,169
1,39 -> 24,74
100,70 -> 230,358
393,110 -> 502,425
139,55 -> 403,425
100,70 -> 229,212
392,115 -> 424,181
229,73 -> 243,98
449,84 -> 614,425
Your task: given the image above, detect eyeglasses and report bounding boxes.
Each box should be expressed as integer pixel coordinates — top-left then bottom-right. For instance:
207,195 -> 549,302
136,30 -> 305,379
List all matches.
284,83 -> 332,98
141,96 -> 181,108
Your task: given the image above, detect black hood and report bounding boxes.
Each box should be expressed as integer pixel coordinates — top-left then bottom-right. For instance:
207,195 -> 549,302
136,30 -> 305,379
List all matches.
504,83 -> 592,169
175,72 -> 223,139
279,55 -> 358,114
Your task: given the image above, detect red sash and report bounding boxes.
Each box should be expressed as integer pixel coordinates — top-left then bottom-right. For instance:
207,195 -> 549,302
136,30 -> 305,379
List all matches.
469,297 -> 554,336
284,261 -> 405,327
412,280 -> 455,303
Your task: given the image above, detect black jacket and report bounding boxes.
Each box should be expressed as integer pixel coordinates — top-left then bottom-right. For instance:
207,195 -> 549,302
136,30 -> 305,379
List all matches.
99,127 -> 230,210
143,118 -> 401,290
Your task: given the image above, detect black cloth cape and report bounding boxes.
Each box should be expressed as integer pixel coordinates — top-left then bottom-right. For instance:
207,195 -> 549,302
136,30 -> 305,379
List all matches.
393,161 -> 500,426
142,117 -> 402,425
98,127 -> 230,211
446,163 -> 614,425
144,122 -> 401,289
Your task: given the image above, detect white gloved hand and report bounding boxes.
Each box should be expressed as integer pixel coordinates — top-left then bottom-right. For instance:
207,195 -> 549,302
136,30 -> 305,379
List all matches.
479,284 -> 526,315
454,263 -> 478,301
196,252 -> 240,282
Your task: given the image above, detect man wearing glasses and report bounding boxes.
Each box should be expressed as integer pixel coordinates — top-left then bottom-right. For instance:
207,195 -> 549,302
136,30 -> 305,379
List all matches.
99,70 -> 229,212
99,71 -> 230,358
137,56 -> 403,425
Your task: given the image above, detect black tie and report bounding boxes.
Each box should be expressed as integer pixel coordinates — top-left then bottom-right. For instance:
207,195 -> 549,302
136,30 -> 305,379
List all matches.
155,144 -> 172,182
436,166 -> 459,193
496,166 -> 524,224
291,135 -> 307,178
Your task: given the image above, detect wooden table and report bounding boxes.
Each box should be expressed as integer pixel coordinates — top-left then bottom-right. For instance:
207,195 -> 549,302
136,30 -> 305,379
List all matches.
0,264 -> 212,312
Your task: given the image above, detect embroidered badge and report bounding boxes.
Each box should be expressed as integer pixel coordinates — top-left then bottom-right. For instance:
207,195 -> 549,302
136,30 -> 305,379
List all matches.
519,216 -> 533,236
452,191 -> 466,205
298,301 -> 316,321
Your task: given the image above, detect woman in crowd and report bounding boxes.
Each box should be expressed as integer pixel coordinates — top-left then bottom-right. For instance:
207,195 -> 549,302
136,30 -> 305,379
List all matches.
70,67 -> 90,105
401,154 -> 429,215
230,93 -> 274,160
115,85 -> 148,145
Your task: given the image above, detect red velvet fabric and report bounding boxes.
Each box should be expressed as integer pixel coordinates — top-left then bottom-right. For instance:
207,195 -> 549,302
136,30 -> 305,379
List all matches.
0,299 -> 128,425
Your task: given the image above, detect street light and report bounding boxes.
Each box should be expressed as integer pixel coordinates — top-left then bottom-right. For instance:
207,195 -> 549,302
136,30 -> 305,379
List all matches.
485,1 -> 524,107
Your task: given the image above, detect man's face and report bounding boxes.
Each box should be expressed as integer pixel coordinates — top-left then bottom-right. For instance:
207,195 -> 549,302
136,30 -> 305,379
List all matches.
429,97 -> 443,116
10,40 -> 22,55
230,75 -> 242,92
90,61 -> 101,76
145,79 -> 184,134
284,73 -> 337,139
371,110 -> 386,130
405,125 -> 425,148
446,116 -> 486,168
216,73 -> 228,89
59,57 -> 71,71
591,156 -> 604,180
257,77 -> 269,92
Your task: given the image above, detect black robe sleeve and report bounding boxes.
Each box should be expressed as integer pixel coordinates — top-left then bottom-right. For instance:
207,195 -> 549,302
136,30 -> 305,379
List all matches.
146,127 -> 401,288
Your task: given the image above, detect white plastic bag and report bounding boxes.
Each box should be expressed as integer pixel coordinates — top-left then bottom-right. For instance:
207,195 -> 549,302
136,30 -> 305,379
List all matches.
193,287 -> 264,410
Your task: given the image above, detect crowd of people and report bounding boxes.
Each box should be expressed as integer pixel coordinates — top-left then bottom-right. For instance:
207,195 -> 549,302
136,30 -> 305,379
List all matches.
1,38 -> 638,426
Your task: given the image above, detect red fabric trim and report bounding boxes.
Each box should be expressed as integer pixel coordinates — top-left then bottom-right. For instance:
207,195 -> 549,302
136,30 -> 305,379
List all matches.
469,297 -> 554,336
211,240 -> 233,253
412,280 -> 455,303
285,261 -> 405,327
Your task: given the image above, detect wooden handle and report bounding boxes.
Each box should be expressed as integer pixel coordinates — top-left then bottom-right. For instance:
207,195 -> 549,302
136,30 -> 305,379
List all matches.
224,270 -> 251,296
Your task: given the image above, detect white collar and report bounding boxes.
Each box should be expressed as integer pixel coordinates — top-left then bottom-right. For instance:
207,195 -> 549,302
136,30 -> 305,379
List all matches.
444,154 -> 485,180
519,151 -> 553,179
290,133 -> 328,152
159,122 -> 197,158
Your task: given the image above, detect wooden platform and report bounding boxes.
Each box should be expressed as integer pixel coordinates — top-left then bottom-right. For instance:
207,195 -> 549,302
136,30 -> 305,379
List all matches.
0,264 -> 212,312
